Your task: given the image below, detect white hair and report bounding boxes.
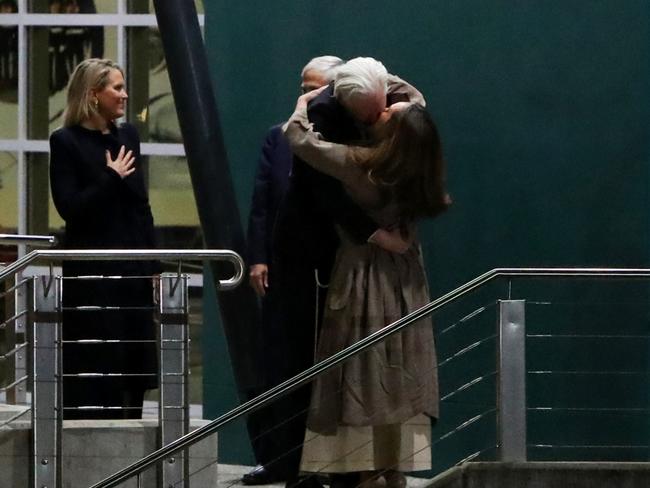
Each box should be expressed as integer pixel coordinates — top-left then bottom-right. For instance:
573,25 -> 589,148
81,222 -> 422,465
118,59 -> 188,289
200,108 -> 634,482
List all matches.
301,55 -> 344,83
333,57 -> 388,105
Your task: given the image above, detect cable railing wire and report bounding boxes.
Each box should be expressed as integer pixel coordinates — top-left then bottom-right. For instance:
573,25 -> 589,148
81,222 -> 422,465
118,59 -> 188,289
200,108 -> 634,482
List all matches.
530,443 -> 648,450
440,372 -> 498,403
529,407 -> 650,412
527,333 -> 650,339
0,276 -> 31,298
0,375 -> 28,393
528,370 -> 650,375
0,342 -> 27,360
0,309 -> 27,329
437,334 -> 497,368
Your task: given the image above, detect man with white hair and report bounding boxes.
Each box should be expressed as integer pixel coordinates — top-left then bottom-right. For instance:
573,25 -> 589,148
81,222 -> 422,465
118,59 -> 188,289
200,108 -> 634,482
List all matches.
300,55 -> 343,93
271,57 -> 424,488
333,56 -> 390,125
243,55 -> 344,486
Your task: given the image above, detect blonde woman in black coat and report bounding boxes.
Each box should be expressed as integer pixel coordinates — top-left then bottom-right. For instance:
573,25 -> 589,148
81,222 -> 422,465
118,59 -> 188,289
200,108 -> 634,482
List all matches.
49,58 -> 159,419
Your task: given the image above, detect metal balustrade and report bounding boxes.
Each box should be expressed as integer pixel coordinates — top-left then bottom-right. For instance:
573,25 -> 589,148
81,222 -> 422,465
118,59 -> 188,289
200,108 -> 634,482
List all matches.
0,233 -> 58,248
1,234 -> 57,408
4,262 -> 650,487
0,244 -> 244,488
87,268 -> 650,488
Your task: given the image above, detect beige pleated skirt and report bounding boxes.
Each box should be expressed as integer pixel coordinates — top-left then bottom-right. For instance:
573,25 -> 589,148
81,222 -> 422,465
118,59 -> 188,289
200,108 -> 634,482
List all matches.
307,242 -> 439,435
300,414 -> 432,473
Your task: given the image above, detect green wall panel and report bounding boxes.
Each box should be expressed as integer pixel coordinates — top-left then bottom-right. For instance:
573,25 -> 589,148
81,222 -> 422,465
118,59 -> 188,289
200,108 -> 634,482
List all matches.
202,266 -> 255,465
203,0 -> 650,473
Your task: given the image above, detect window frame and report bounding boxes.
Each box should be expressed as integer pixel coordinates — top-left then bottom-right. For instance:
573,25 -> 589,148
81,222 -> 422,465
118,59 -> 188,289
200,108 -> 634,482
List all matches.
0,0 -> 204,249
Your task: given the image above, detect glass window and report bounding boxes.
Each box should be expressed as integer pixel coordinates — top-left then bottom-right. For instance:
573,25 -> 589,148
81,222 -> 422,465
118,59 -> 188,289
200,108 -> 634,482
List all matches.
125,25 -> 204,143
3,2 -> 205,248
48,187 -> 65,234
0,19 -> 18,138
26,26 -> 117,135
30,0 -> 117,14
147,155 -> 201,247
147,154 -> 199,227
126,27 -> 181,144
0,152 -> 18,232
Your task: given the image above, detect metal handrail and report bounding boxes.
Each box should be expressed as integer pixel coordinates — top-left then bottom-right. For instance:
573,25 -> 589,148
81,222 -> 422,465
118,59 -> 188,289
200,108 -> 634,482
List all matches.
0,233 -> 57,247
0,249 -> 244,290
90,266 -> 650,488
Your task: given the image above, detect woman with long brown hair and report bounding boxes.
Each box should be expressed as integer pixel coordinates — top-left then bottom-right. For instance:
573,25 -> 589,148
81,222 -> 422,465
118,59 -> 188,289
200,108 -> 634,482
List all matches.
283,87 -> 450,488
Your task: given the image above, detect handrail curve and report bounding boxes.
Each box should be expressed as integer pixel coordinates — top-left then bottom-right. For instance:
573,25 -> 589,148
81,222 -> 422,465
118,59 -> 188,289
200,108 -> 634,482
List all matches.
0,249 -> 245,290
90,266 -> 650,488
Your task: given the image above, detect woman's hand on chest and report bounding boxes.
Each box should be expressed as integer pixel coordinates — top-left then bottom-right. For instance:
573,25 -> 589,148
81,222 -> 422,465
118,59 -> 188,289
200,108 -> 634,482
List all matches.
105,145 -> 136,179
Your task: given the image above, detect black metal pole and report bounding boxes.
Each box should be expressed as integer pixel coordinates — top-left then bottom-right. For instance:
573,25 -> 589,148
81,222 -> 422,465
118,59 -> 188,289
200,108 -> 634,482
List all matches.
152,1 -> 262,403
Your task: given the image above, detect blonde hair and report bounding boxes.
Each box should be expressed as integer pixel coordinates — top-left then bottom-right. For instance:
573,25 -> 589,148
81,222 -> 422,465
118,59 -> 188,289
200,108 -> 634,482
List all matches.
63,58 -> 124,127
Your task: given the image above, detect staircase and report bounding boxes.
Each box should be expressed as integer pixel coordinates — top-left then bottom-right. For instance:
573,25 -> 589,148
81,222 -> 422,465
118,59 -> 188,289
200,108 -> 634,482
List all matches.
427,462 -> 650,488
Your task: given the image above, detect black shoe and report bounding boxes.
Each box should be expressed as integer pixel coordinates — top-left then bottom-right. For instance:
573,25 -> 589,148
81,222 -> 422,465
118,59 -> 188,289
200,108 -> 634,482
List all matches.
243,465 -> 285,485
330,473 -> 361,488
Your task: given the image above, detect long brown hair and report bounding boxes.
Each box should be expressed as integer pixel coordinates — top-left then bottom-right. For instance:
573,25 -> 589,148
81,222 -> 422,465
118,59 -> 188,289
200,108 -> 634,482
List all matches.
352,103 -> 450,225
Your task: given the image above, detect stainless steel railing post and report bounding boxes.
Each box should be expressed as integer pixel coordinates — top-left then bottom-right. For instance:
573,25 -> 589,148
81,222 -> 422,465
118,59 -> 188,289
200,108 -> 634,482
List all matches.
497,299 -> 527,462
1,234 -> 56,406
13,272 -> 28,404
30,275 -> 62,488
158,273 -> 190,488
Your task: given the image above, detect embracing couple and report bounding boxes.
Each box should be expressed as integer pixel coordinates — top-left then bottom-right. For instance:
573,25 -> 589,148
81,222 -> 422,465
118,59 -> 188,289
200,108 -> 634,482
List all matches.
268,56 -> 450,488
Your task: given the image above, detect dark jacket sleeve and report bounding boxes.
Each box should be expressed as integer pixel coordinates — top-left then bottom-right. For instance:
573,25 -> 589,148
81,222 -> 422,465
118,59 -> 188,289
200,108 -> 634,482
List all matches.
304,99 -> 378,243
246,128 -> 277,265
49,129 -> 122,224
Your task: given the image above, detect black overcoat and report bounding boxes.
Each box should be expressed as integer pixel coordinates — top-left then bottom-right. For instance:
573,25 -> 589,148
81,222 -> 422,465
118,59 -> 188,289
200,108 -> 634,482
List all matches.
49,122 -> 159,416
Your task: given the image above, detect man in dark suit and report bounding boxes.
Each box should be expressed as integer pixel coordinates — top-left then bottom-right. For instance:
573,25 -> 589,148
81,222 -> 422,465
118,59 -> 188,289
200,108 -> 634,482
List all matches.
243,55 -> 345,486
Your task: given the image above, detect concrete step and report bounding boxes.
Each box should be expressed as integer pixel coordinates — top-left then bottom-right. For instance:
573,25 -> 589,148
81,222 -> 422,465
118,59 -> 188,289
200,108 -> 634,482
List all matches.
0,402 -> 29,421
0,417 -> 217,487
427,462 -> 650,488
